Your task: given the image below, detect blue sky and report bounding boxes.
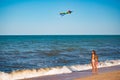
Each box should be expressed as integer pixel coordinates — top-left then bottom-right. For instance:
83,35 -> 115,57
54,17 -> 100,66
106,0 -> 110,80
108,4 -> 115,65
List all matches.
0,0 -> 120,35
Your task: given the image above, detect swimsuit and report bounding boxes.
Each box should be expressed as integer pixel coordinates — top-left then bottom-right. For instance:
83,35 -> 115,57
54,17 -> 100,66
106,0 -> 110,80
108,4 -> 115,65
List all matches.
96,62 -> 98,65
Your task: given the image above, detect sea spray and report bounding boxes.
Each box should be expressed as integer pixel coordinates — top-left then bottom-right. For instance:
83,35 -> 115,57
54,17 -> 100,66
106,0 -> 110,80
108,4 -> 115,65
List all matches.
0,60 -> 120,80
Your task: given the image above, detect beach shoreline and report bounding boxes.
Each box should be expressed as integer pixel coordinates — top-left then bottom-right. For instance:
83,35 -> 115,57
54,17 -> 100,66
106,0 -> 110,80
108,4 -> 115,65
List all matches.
0,60 -> 120,80
20,65 -> 120,80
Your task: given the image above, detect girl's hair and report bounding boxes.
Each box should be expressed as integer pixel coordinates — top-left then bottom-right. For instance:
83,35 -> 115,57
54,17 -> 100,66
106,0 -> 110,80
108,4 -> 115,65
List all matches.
92,50 -> 98,61
92,50 -> 96,55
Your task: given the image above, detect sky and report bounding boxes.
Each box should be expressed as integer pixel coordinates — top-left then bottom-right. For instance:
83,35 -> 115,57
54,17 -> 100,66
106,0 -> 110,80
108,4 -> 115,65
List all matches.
0,0 -> 120,35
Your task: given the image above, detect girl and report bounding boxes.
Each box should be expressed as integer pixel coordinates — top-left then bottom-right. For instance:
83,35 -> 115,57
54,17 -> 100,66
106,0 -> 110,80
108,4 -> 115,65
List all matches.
91,50 -> 98,73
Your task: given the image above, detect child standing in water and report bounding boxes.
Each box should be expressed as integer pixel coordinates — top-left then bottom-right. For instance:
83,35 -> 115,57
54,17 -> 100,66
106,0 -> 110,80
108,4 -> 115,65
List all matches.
91,50 -> 98,73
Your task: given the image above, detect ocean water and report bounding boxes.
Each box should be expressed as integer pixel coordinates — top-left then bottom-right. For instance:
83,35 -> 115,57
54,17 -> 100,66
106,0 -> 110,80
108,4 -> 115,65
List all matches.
0,35 -> 120,73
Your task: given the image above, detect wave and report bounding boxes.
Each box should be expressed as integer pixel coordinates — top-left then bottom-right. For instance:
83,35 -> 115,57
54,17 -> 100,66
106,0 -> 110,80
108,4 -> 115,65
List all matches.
0,60 -> 120,80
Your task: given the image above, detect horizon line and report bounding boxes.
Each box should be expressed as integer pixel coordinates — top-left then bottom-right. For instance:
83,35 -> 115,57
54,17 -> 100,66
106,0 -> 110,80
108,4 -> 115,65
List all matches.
0,34 -> 120,36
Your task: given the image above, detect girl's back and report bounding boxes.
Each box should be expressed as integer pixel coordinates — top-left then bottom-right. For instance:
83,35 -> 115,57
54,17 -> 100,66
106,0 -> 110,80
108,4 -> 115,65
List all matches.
95,55 -> 98,62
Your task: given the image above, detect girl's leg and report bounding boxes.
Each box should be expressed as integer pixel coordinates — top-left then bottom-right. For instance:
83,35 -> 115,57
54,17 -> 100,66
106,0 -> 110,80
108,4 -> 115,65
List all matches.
91,62 -> 95,73
95,62 -> 98,73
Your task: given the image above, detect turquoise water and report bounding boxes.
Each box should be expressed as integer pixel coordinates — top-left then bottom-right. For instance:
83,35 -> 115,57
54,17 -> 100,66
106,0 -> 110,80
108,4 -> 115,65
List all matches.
0,35 -> 120,72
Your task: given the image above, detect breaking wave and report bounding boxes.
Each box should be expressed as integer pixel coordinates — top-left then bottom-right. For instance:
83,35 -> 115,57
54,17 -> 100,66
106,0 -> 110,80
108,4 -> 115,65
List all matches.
0,60 -> 120,80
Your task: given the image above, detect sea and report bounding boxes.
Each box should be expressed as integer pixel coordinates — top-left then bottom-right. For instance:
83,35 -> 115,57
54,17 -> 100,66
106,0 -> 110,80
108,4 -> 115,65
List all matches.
0,35 -> 120,79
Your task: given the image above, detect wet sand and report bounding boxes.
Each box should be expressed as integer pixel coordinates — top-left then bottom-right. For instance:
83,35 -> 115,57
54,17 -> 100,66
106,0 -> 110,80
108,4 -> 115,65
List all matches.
21,65 -> 120,80
75,70 -> 120,80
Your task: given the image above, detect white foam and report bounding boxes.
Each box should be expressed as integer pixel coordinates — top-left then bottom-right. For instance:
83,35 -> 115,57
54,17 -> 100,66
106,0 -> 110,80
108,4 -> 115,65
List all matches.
0,72 -> 10,80
0,60 -> 120,80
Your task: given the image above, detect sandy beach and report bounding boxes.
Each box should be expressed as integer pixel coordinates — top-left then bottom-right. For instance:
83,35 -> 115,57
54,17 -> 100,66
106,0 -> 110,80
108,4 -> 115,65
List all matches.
21,65 -> 120,80
75,70 -> 120,80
